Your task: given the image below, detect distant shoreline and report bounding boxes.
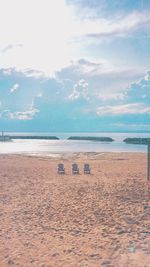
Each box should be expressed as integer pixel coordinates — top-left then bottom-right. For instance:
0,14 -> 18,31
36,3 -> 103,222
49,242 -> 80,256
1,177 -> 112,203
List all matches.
67,136 -> 114,142
8,135 -> 59,140
124,138 -> 150,144
3,135 -> 150,144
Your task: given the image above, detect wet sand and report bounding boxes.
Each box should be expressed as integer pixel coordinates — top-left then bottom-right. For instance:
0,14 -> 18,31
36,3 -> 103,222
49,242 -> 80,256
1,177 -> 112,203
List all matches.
0,153 -> 150,267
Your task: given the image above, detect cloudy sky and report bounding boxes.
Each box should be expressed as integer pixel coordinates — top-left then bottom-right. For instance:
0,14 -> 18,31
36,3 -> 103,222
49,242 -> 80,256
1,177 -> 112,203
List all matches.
0,0 -> 150,132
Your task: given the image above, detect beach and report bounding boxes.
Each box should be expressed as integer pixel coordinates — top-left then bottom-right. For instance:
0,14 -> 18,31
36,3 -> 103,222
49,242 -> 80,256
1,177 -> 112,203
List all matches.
0,152 -> 150,267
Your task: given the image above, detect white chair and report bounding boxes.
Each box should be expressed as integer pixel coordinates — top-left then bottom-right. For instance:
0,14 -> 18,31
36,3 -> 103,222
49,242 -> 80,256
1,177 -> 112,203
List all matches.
84,163 -> 91,174
57,163 -> 65,174
72,163 -> 79,174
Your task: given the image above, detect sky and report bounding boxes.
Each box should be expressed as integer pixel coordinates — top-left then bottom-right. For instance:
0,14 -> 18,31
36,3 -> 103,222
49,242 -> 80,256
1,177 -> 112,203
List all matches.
0,0 -> 150,132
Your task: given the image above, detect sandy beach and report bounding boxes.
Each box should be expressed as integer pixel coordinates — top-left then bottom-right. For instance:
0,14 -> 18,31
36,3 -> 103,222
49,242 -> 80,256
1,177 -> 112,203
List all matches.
0,152 -> 150,267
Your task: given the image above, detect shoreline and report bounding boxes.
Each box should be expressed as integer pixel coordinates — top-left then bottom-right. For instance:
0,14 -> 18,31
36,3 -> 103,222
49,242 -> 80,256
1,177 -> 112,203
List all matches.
0,151 -> 147,159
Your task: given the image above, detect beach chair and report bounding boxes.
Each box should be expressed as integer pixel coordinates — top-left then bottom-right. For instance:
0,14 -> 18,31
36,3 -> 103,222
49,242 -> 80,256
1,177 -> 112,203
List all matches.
72,163 -> 79,174
57,163 -> 65,174
84,163 -> 91,174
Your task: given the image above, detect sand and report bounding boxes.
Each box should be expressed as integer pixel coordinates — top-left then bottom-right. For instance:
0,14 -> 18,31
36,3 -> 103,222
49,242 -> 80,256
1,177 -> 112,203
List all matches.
0,152 -> 150,267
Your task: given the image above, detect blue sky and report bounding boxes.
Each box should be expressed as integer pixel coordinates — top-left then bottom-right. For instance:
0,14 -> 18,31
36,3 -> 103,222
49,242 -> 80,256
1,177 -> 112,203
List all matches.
0,0 -> 150,132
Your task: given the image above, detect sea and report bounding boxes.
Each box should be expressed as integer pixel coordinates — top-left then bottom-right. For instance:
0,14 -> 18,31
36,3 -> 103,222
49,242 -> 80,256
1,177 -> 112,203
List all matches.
0,132 -> 150,156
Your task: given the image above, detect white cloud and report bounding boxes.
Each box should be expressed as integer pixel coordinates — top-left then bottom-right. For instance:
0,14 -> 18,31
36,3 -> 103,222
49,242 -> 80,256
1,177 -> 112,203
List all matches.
127,70 -> 150,103
96,103 -> 150,115
6,108 -> 39,120
0,0 -> 149,76
22,69 -> 47,79
36,93 -> 43,98
1,44 -> 23,54
60,59 -> 144,101
10,83 -> 19,93
77,59 -> 107,73
98,92 -> 126,101
75,11 -> 150,40
144,71 -> 150,81
69,79 -> 89,100
0,65 -> 150,129
0,0 -> 76,75
2,68 -> 13,76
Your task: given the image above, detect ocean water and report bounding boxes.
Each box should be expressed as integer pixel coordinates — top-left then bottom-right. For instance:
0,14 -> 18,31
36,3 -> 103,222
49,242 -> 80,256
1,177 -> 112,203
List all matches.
0,132 -> 149,156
